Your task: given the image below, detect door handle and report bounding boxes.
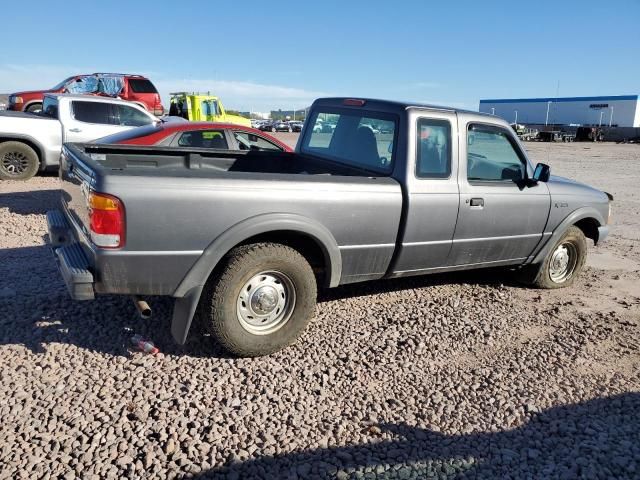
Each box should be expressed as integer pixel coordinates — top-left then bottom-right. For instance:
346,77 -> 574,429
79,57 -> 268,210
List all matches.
69,128 -> 82,133
470,198 -> 484,207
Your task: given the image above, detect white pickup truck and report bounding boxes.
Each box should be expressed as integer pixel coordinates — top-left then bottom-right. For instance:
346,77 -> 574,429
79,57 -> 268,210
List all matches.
0,93 -> 159,180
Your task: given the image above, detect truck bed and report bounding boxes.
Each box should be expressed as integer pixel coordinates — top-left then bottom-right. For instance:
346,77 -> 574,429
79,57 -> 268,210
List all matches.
60,143 -> 403,295
69,143 -> 383,178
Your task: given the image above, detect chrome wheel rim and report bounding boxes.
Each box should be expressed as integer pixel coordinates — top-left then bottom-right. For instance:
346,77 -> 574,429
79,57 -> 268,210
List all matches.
1,151 -> 29,176
549,242 -> 578,283
236,271 -> 296,335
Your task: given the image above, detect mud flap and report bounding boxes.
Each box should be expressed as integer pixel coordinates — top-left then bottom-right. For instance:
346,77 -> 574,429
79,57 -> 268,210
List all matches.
171,285 -> 204,345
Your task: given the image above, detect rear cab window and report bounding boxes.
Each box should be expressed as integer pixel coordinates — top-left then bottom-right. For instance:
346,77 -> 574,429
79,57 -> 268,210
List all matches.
301,107 -> 397,174
416,118 -> 451,178
42,97 -> 59,119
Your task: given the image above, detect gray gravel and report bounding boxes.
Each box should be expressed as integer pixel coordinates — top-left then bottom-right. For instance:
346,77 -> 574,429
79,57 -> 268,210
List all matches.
1,143 -> 639,479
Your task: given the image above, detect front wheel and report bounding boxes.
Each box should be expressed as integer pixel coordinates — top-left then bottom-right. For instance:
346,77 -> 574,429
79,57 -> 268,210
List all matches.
532,226 -> 587,288
199,243 -> 317,357
25,103 -> 43,113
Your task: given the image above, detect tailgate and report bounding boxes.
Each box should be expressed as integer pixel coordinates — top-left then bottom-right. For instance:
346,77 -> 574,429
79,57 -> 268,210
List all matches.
59,145 -> 96,239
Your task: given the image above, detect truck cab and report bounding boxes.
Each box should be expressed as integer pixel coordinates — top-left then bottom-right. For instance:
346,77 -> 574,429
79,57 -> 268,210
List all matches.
168,92 -> 251,127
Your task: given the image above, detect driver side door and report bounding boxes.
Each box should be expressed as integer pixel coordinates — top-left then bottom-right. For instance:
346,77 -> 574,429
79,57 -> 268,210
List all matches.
449,118 -> 550,266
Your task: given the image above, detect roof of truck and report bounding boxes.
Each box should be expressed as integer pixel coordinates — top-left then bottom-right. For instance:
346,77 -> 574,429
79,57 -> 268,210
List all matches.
313,97 -> 494,119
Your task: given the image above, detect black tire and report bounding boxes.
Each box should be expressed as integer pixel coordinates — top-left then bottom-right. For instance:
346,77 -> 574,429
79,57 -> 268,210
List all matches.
0,141 -> 40,181
199,243 -> 317,357
532,226 -> 587,289
25,103 -> 43,113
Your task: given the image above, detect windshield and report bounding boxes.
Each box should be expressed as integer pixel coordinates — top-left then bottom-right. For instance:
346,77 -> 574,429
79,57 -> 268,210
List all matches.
300,107 -> 397,174
50,76 -> 76,91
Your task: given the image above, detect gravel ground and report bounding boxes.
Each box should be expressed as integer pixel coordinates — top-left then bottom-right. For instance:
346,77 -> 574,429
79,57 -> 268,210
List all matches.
0,140 -> 638,479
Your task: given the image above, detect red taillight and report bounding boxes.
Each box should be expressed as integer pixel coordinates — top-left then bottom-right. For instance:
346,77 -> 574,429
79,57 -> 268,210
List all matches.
89,192 -> 125,248
343,98 -> 366,106
153,104 -> 165,116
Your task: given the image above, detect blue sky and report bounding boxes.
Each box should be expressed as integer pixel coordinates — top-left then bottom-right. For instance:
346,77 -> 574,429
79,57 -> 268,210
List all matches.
1,0 -> 638,112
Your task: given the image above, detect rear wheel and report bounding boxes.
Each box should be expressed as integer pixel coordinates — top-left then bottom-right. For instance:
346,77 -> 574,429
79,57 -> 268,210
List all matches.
25,103 -> 43,113
532,226 -> 587,289
199,243 -> 317,357
0,141 -> 40,181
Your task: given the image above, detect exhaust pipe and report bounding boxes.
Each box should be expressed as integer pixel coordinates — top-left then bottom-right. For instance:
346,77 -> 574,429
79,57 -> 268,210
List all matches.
132,296 -> 152,319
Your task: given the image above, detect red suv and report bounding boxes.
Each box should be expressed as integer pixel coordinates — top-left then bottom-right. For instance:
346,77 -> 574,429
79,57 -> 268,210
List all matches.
8,73 -> 164,115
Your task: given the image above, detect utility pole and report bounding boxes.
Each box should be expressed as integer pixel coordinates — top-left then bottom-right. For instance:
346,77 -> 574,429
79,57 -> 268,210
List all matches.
599,111 -> 604,127
514,110 -> 518,125
545,101 -> 551,126
609,106 -> 614,127
491,107 -> 495,115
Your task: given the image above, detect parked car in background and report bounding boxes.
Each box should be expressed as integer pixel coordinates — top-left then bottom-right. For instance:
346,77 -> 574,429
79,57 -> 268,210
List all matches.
47,97 -> 611,358
96,122 -> 292,152
168,92 -> 251,127
0,94 -> 158,180
258,121 -> 276,132
274,121 -> 292,132
8,73 -> 164,115
290,121 -> 304,132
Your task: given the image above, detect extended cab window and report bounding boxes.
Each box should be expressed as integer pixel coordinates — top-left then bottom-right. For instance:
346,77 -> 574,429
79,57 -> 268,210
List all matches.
178,130 -> 228,149
417,118 -> 451,178
115,105 -> 153,127
234,131 -> 283,151
301,108 -> 396,174
72,101 -> 112,124
467,124 -> 526,182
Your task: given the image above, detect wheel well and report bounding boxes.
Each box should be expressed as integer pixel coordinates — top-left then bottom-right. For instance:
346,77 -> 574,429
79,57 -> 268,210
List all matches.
0,137 -> 44,169
574,217 -> 600,244
236,231 -> 328,286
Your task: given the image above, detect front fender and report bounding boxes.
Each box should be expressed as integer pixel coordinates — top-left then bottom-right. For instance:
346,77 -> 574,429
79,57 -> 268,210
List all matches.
169,213 -> 342,344
530,206 -> 606,265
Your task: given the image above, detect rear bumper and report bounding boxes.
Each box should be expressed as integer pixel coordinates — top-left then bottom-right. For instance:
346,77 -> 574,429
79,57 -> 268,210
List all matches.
47,210 -> 95,300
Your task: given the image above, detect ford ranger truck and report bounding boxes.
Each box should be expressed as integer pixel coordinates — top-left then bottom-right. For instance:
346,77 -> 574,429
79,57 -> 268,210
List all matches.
47,98 -> 612,357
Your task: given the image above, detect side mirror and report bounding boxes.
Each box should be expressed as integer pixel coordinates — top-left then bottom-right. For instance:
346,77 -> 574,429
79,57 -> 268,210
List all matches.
532,163 -> 550,182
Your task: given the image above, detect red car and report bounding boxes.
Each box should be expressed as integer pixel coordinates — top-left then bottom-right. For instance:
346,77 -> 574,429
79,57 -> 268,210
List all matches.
95,122 -> 293,152
8,73 -> 164,115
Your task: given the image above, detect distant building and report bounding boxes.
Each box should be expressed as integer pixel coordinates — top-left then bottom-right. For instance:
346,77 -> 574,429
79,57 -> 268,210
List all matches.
270,109 -> 306,121
479,95 -> 640,127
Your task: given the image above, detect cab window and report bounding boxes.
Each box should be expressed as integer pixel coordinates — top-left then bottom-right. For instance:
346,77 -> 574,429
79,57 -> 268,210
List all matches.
416,118 -> 451,178
234,131 -> 283,151
115,105 -> 153,127
467,124 -> 526,182
177,130 -> 228,149
71,101 -> 112,124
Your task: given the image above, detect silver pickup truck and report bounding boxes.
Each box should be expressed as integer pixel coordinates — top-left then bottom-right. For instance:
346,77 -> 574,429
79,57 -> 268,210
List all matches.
47,97 -> 612,357
0,94 -> 158,180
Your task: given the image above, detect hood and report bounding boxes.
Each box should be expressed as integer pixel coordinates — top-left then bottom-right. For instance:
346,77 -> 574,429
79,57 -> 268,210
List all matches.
546,174 -> 608,202
10,89 -> 53,97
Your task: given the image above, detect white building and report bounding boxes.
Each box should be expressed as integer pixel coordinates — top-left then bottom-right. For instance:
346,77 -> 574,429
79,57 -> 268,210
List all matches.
479,95 -> 640,127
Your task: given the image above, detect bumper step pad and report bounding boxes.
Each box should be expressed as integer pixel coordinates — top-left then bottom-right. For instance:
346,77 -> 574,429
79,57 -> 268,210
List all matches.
56,243 -> 95,300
